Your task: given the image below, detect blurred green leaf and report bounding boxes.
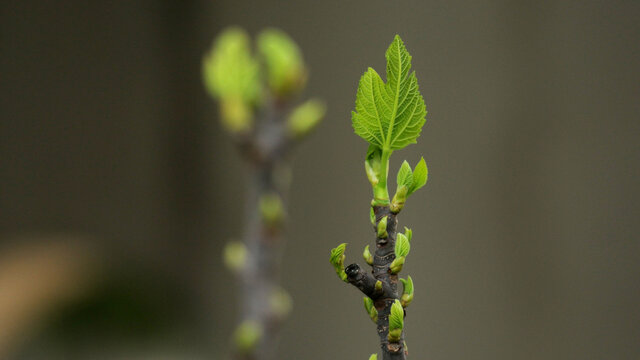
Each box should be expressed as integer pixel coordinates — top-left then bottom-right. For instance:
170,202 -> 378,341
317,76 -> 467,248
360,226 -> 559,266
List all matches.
258,28 -> 306,97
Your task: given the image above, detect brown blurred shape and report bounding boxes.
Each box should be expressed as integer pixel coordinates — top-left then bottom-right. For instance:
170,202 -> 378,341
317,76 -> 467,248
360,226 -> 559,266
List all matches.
0,237 -> 97,358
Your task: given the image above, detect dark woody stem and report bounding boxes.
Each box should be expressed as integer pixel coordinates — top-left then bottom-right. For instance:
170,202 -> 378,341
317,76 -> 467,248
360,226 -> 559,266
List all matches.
346,205 -> 407,360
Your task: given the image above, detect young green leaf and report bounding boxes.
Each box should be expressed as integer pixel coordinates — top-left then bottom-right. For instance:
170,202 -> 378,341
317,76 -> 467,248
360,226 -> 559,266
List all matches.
395,233 -> 410,258
203,28 -> 260,103
368,355 -> 378,360
202,28 -> 261,132
329,243 -> 348,282
351,35 -> 427,151
408,157 -> 428,195
257,28 -> 306,97
388,299 -> 404,341
397,160 -> 413,189
363,296 -> 378,323
365,145 -> 382,187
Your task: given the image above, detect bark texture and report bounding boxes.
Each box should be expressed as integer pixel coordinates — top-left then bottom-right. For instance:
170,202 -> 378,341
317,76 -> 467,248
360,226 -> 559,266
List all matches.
346,205 -> 407,360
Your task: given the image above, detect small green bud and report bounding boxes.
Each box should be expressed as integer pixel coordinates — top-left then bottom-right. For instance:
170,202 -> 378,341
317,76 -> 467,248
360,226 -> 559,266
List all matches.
363,245 -> 374,266
369,354 -> 378,360
390,185 -> 409,213
260,193 -> 284,226
287,99 -> 325,138
377,216 -> 388,238
374,280 -> 383,293
257,28 -> 306,97
388,299 -> 404,342
370,207 -> 376,226
223,241 -> 247,272
400,276 -> 414,308
234,320 -> 262,353
270,288 -> 293,319
363,296 -> 378,323
390,256 -> 405,274
329,243 -> 348,282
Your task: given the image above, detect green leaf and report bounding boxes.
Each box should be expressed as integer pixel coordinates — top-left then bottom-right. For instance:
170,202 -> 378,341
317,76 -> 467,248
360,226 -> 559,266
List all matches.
351,35 -> 427,151
408,157 -> 428,195
257,28 -> 306,97
203,27 -> 260,103
369,355 -> 378,360
395,233 -> 410,257
329,243 -> 348,282
396,160 -> 413,189
389,299 -> 404,332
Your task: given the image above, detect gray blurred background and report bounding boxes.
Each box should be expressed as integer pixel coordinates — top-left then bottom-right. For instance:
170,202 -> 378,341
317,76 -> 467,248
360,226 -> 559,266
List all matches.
1,0 -> 639,359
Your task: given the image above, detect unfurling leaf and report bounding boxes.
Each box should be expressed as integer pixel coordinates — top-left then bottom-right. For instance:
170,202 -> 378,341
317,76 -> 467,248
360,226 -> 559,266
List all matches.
329,243 -> 348,282
257,28 -> 306,97
408,157 -> 428,195
363,297 -> 378,323
351,35 -> 427,151
287,99 -> 325,138
395,233 -> 410,258
365,145 -> 382,186
400,276 -> 414,308
369,355 -> 378,360
388,299 -> 404,341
